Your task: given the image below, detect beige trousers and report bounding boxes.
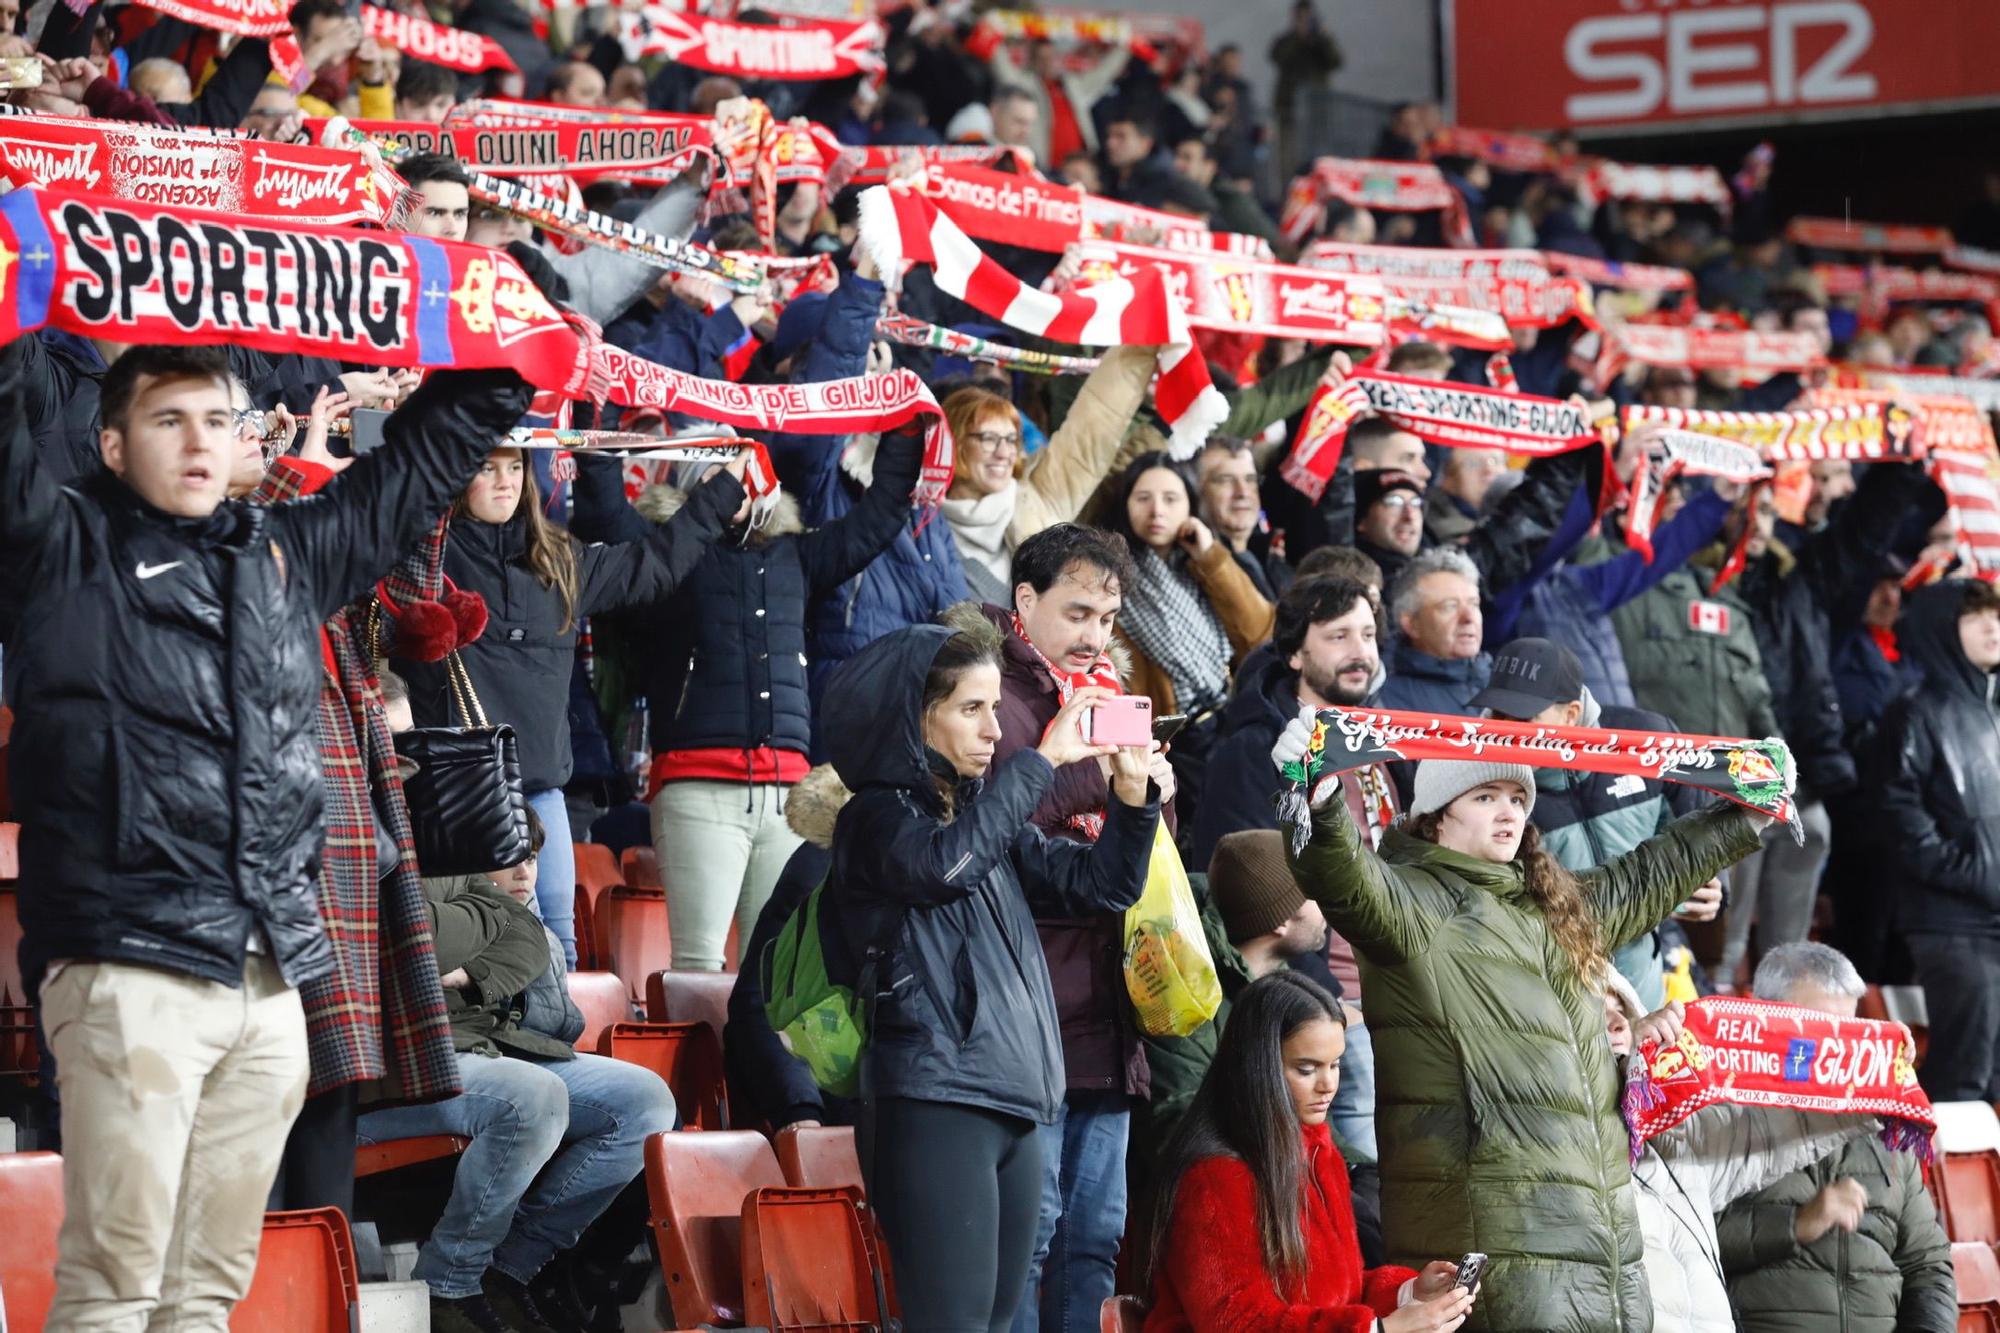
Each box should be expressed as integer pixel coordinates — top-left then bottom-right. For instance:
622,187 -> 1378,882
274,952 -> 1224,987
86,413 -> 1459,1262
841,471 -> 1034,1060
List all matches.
40,955 -> 309,1332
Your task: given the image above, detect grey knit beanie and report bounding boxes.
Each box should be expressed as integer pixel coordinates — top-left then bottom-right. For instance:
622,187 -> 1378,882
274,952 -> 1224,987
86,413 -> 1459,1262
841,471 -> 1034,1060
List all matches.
1408,760 -> 1537,818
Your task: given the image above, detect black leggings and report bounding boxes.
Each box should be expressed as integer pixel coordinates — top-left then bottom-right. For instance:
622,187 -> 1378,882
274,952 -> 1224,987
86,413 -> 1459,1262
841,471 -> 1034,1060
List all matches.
858,1096 -> 1043,1333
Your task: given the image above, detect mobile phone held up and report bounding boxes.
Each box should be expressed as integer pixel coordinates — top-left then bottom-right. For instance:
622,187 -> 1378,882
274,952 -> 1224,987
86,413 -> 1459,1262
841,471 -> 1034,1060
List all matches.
1151,712 -> 1190,745
1455,1252 -> 1488,1291
1083,696 -> 1152,748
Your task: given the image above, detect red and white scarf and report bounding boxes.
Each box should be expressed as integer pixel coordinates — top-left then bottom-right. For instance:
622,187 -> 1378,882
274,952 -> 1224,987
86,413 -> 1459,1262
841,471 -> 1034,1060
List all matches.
1597,324 -> 1827,380
129,0 -> 287,37
1624,430 -> 1772,563
1785,216 -> 1952,255
360,6 -> 516,73
1303,240 -> 1597,331
0,115 -> 402,226
1064,238 -> 1392,346
1623,401 -> 1922,462
1427,126 -> 1557,175
1278,372 -> 1598,502
1625,997 -> 1933,1165
617,11 -> 884,79
1812,264 -> 2000,304
1574,159 -> 1731,213
1928,449 -> 2000,582
1009,609 -> 1121,839
1543,250 -> 1694,293
858,183 -> 1226,457
329,115 -> 709,183
1279,157 -> 1472,248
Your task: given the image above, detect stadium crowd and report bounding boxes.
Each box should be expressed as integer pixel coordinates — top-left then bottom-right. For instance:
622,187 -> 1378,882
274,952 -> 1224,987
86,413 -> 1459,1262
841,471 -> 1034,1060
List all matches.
0,0 -> 1995,1330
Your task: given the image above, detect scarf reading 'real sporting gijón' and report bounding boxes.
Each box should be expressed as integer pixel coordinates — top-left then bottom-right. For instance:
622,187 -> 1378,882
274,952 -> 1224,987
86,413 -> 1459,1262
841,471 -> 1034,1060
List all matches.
1275,705 -> 1801,857
1624,996 -> 1935,1166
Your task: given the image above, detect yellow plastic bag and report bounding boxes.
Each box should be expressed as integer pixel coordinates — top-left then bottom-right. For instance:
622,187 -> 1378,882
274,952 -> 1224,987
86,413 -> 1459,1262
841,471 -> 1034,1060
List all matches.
1123,824 -> 1223,1038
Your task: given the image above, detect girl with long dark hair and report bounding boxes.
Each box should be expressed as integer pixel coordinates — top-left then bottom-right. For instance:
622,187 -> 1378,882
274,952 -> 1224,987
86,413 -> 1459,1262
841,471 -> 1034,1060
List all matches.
1273,736 -> 1772,1332
394,446 -> 745,964
1099,450 -> 1273,820
1147,971 -> 1473,1332
819,620 -> 1161,1332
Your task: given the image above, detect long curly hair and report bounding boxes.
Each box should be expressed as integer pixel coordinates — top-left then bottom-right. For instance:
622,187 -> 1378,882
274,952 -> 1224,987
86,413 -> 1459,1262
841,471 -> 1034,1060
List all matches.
1404,810 -> 1606,982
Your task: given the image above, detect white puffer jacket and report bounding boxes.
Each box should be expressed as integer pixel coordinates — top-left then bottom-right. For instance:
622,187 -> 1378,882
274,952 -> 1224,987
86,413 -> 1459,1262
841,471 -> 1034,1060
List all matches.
1607,974 -> 1877,1333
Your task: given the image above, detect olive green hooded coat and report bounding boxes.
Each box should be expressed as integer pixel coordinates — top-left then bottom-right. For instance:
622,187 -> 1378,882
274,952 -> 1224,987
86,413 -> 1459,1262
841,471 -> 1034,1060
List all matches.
1287,794 -> 1762,1332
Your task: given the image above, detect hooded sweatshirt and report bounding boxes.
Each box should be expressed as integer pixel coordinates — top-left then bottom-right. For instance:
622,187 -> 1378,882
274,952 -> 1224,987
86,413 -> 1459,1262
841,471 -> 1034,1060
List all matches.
821,624 -> 1160,1124
1875,580 -> 2000,937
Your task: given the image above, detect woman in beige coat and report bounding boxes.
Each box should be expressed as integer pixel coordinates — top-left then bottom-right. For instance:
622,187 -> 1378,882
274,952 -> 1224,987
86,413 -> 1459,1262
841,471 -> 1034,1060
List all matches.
939,344 -> 1160,603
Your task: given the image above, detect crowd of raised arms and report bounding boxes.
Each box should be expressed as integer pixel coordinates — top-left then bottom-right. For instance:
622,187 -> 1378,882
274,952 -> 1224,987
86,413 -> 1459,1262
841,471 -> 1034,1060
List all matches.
0,0 -> 1996,1329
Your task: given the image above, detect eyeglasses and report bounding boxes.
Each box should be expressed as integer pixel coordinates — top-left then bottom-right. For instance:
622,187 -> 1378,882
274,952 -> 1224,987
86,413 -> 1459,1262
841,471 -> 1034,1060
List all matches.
1373,493 -> 1421,511
967,430 -> 1021,454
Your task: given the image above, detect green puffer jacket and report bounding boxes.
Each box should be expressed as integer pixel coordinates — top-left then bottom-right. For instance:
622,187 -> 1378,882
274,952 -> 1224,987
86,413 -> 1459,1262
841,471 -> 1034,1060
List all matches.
1716,1136 -> 1956,1333
1287,794 -> 1762,1332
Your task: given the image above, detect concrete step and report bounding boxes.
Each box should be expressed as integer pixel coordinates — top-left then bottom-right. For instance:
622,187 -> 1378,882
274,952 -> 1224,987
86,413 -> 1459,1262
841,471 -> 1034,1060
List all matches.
359,1280 -> 429,1333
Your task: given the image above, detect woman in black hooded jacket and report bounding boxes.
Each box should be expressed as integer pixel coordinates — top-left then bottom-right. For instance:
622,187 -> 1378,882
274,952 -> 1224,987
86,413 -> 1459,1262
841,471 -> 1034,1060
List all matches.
822,619 -> 1161,1333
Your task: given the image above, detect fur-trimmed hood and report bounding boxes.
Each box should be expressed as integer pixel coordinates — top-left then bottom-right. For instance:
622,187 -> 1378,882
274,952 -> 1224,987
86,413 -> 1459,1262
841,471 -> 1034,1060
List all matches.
634,479 -> 804,547
940,598 -> 1136,685
784,763 -> 852,849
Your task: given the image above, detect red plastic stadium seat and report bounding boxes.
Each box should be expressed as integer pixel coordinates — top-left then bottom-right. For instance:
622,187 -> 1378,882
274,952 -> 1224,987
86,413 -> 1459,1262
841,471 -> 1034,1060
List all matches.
0,887 -> 33,1074
644,969 -> 735,1041
572,843 -> 622,969
0,1151 -> 62,1333
1957,1241 -> 2000,1331
1101,1295 -> 1147,1333
1939,1149 -> 2000,1247
354,1135 -> 471,1178
601,1021 -> 728,1130
774,1125 -> 863,1192
740,1185 -> 886,1332
0,822 -> 18,881
621,845 -> 663,892
594,893 -> 671,1002
646,1130 -> 786,1328
568,971 -> 633,1053
230,1208 -> 360,1333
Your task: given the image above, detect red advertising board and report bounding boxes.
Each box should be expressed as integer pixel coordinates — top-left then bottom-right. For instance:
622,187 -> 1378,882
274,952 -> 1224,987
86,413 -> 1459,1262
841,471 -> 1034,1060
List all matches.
1451,0 -> 2000,133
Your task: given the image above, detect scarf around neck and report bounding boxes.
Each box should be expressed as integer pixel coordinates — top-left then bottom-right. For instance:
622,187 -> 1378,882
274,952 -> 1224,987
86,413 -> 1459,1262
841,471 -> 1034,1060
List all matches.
941,482 -> 1019,585
1119,548 -> 1231,713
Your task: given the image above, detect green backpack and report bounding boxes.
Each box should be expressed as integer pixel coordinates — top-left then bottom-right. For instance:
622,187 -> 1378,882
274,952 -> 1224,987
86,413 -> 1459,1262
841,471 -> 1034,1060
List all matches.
760,878 -> 869,1097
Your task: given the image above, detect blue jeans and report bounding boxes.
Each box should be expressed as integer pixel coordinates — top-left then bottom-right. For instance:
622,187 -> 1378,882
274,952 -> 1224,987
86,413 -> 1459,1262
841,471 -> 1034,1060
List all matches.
1013,1091 -> 1128,1333
527,788 -> 578,967
355,1050 -> 675,1299
1330,1015 -> 1378,1163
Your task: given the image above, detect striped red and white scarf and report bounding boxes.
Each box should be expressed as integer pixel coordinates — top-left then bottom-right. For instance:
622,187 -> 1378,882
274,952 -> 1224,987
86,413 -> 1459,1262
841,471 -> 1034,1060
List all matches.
858,183 -> 1227,457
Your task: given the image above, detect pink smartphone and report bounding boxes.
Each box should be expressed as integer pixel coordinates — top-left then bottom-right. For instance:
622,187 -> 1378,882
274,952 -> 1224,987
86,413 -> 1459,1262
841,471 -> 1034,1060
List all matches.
1084,696 -> 1153,747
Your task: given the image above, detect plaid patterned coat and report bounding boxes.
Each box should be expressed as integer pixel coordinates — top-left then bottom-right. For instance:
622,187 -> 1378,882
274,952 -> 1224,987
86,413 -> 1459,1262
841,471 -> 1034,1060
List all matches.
253,459 -> 461,1101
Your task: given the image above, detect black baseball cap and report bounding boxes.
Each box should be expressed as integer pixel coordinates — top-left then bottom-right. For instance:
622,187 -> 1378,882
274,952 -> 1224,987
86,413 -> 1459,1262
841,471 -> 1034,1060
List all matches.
1470,637 -> 1585,720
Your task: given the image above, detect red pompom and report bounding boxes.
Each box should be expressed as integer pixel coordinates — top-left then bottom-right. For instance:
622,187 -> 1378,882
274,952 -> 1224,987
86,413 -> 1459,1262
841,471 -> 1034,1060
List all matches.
393,600 -> 458,663
444,587 -> 490,648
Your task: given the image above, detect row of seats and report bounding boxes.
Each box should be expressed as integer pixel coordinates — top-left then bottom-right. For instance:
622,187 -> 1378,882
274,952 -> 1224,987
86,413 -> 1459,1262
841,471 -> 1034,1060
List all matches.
573,840 -> 742,996
0,1152 -> 361,1333
648,1124 -> 892,1331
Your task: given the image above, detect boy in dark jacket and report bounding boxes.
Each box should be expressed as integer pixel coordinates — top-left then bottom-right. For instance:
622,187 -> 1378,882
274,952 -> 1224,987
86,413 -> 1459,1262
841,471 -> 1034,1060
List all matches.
1877,579 -> 2000,1100
2,339 -> 532,1330
355,866 -> 676,1333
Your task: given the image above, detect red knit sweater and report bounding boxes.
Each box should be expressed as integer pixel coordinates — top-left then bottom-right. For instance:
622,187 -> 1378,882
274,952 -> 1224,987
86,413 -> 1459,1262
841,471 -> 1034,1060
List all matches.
1145,1122 -> 1417,1333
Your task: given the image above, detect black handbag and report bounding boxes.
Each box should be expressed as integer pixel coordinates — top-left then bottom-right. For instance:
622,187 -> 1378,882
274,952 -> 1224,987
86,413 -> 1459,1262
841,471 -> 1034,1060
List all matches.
392,651 -> 533,877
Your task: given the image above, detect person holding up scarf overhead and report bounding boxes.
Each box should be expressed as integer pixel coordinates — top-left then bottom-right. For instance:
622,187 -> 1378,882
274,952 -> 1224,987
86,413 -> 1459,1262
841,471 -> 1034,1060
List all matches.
392,444 -> 749,967
1270,721 -> 1774,1332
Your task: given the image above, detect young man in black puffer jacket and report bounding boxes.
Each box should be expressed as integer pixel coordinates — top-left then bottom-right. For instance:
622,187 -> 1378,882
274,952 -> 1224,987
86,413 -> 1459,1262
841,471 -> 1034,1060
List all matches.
0,337 -> 533,1328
